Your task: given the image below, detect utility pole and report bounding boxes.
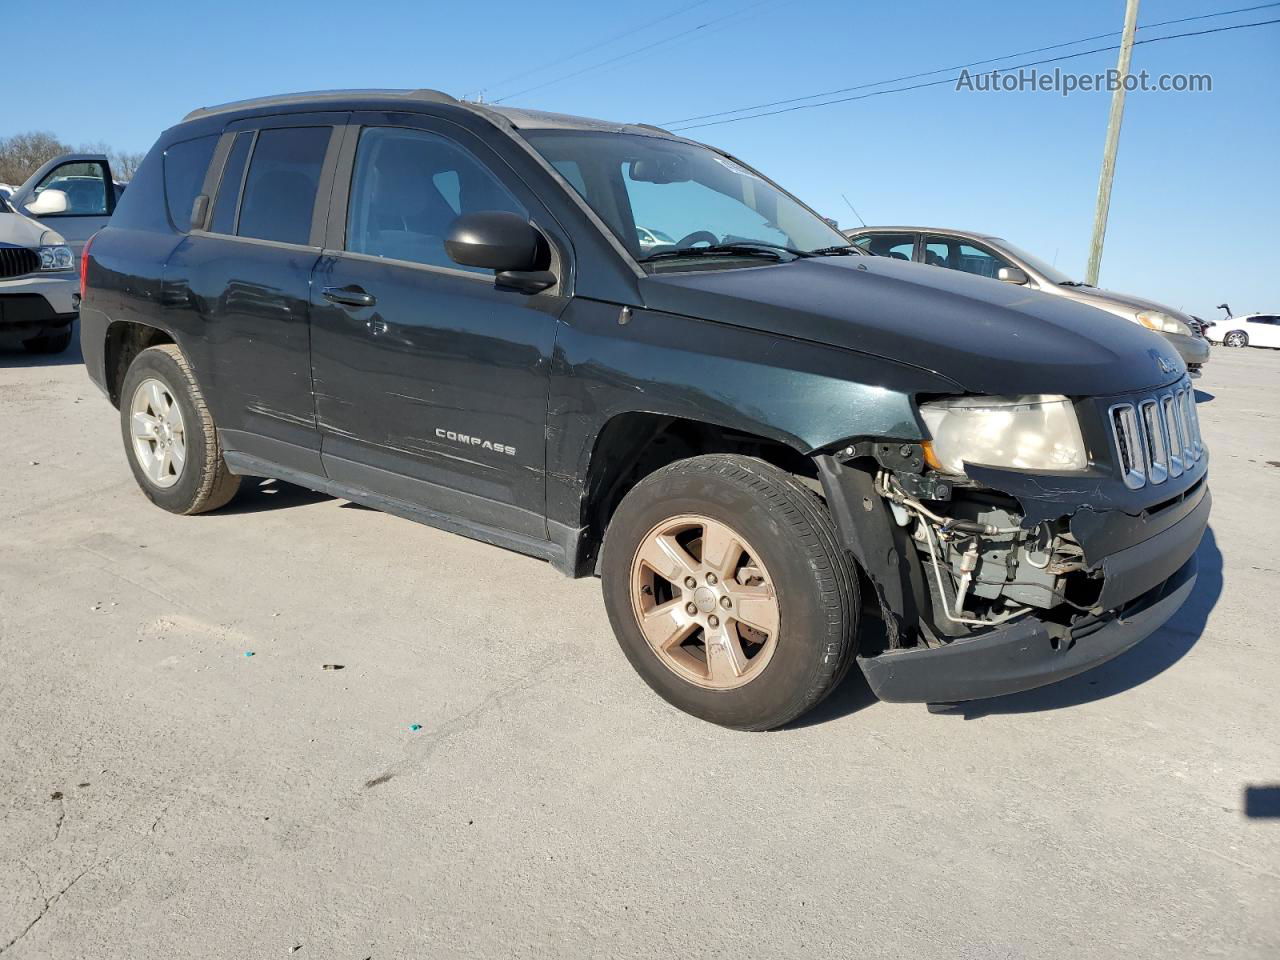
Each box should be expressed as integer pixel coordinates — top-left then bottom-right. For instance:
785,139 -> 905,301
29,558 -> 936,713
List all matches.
1086,0 -> 1141,287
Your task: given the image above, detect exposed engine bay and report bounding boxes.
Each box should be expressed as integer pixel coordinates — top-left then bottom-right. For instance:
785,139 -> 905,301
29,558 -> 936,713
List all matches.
874,471 -> 1099,638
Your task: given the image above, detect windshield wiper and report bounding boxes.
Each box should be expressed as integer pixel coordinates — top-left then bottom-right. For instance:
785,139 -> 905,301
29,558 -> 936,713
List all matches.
640,243 -> 791,263
1059,280 -> 1094,288
808,244 -> 860,256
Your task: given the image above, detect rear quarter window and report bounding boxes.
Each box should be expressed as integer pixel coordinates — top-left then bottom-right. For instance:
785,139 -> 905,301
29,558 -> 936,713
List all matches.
163,134 -> 219,231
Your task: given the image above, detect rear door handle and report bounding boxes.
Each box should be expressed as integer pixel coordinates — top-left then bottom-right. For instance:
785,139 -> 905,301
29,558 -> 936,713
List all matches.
322,285 -> 376,308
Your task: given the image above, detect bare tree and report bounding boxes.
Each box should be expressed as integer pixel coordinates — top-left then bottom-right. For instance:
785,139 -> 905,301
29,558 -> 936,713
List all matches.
0,131 -> 73,184
76,141 -> 143,181
108,150 -> 145,181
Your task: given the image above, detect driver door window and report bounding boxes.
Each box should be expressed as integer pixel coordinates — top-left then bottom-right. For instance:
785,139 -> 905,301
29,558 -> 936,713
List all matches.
925,235 -> 1011,279
24,158 -> 115,251
346,127 -> 527,273
33,160 -> 112,216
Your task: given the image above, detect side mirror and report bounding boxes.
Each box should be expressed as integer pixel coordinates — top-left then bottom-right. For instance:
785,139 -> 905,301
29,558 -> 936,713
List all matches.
445,211 -> 555,295
26,188 -> 69,216
997,265 -> 1029,285
445,211 -> 545,271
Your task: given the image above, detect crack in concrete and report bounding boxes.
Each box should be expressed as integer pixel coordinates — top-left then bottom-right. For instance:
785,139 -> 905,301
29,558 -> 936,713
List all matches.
50,797 -> 65,846
0,798 -> 174,954
0,857 -> 106,955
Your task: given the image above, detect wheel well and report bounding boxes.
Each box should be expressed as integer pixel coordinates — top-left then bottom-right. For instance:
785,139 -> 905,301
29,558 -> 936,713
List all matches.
104,322 -> 174,406
580,413 -> 816,547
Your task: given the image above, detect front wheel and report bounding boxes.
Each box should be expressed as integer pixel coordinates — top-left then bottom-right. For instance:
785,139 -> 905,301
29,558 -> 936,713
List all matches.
1224,331 -> 1249,348
119,344 -> 240,514
600,455 -> 859,730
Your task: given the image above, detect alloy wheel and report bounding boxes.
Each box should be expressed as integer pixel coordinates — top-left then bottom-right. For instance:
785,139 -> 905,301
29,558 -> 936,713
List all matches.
129,378 -> 187,488
629,514 -> 780,690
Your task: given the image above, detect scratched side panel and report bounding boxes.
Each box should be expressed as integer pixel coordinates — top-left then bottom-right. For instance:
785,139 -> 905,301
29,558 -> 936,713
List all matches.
164,234 -> 323,474
544,299 -> 958,530
309,253 -> 565,536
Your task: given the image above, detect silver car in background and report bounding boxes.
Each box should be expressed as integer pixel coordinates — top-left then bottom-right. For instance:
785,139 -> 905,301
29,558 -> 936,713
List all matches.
845,226 -> 1210,377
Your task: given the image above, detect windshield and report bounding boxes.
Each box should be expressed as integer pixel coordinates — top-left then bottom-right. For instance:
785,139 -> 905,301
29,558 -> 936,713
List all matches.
521,130 -> 850,267
993,238 -> 1076,286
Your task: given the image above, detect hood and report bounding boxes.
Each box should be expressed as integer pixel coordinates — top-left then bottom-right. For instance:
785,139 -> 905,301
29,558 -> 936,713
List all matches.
0,211 -> 62,248
1055,283 -> 1193,324
637,255 -> 1185,397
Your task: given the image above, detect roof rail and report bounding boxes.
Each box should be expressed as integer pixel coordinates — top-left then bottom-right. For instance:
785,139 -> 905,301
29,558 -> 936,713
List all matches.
182,88 -> 459,122
630,122 -> 677,137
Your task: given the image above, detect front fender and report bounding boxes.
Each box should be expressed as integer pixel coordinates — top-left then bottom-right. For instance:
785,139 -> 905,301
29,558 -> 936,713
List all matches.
545,298 -> 958,527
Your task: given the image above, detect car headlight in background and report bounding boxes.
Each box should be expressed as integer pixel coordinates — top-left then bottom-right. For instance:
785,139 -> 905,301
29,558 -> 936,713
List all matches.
919,395 -> 1088,476
38,244 -> 75,272
1136,310 -> 1192,337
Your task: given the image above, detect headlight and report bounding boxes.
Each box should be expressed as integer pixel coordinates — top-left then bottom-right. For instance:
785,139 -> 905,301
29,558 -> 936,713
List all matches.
1136,310 -> 1192,337
919,395 -> 1088,476
38,244 -> 75,272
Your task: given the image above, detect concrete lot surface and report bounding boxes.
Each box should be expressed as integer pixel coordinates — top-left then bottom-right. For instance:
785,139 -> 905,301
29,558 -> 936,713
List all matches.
1,340 -> 1277,959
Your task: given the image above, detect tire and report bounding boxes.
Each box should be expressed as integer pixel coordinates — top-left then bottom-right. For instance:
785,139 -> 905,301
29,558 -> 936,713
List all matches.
22,328 -> 72,354
1224,331 -> 1248,348
119,344 -> 240,515
600,454 -> 859,730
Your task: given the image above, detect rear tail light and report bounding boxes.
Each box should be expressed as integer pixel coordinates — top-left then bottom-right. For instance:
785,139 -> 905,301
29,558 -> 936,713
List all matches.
80,232 -> 97,300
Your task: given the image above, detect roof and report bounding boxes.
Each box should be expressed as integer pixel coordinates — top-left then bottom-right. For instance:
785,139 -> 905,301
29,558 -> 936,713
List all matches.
845,225 -> 1004,242
181,89 -> 679,138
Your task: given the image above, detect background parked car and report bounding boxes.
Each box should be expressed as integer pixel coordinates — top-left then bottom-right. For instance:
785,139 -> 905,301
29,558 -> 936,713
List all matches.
0,188 -> 79,353
8,153 -> 119,258
846,226 -> 1210,377
1206,313 -> 1280,349
636,225 -> 676,252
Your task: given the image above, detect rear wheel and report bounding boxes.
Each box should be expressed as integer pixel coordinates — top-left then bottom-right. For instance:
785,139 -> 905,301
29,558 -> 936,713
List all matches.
119,344 -> 240,514
22,328 -> 72,354
1224,330 -> 1249,348
601,454 -> 859,730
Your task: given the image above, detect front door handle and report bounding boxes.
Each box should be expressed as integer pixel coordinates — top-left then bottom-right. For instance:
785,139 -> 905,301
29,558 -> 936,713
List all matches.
322,285 -> 376,308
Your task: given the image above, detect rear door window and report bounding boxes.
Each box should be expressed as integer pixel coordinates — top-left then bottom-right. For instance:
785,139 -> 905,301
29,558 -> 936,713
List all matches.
163,134 -> 218,231
236,126 -> 331,245
860,232 -> 916,260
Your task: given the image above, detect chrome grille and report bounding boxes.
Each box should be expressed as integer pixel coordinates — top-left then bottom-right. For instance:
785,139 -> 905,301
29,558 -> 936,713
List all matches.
1109,379 -> 1202,489
0,245 -> 40,279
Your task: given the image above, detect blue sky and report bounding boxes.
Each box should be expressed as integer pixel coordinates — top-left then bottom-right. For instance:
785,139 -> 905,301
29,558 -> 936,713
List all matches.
8,0 -> 1276,319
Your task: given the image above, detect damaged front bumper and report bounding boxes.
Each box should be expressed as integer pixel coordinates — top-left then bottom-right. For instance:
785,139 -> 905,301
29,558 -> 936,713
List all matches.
861,549 -> 1198,703
817,446 -> 1210,705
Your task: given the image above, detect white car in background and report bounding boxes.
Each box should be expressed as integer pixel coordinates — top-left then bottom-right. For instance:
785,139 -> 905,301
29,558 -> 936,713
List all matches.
8,152 -> 120,259
636,225 -> 676,252
0,187 -> 79,353
1207,313 -> 1280,349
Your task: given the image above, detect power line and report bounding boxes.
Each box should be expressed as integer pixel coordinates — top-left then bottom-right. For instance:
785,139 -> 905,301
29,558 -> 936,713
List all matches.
492,0 -> 776,104
668,17 -> 1280,132
661,1 -> 1280,127
483,0 -> 716,95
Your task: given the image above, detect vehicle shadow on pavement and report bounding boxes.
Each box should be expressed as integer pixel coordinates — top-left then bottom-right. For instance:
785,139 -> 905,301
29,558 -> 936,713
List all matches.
1195,389 -> 1215,403
217,478 -> 333,514
944,525 -> 1224,720
0,328 -> 84,367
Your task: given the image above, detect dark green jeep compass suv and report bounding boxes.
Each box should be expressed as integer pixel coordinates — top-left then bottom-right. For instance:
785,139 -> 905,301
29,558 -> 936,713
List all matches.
80,89 -> 1209,729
